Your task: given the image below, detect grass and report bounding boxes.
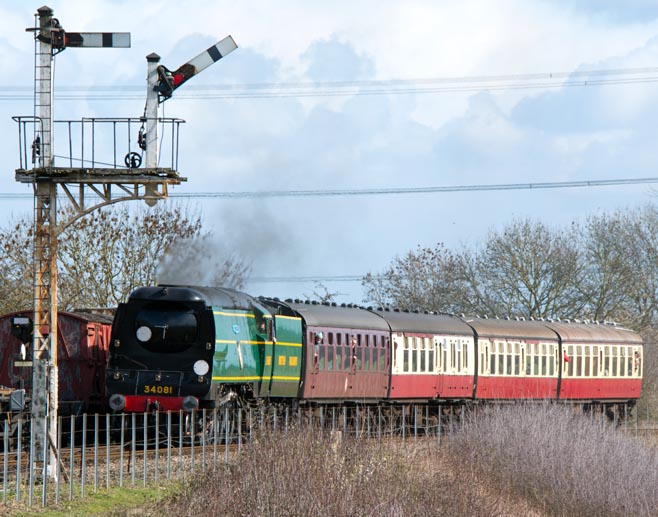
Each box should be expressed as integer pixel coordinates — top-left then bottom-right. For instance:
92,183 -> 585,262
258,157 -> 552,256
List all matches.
0,484 -> 177,517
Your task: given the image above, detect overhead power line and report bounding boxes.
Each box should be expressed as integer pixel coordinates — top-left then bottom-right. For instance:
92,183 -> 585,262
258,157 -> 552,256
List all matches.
248,275 -> 364,284
1,65 -> 658,101
1,176 -> 657,200
166,177 -> 658,199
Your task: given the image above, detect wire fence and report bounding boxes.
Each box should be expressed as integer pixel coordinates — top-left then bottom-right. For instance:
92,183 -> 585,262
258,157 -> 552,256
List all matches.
0,402 -> 648,508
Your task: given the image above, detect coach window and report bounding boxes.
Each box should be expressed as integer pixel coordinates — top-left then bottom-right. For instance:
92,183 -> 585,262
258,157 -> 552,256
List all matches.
574,346 -> 581,377
326,344 -> 334,370
419,339 -> 426,372
447,340 -> 453,371
334,343 -> 342,371
539,344 -> 546,376
463,341 -> 468,370
319,342 -> 326,370
496,342 -> 503,376
403,339 -> 410,373
619,348 -> 626,377
428,340 -> 435,373
592,346 -> 599,376
345,336 -> 352,370
535,344 -> 541,376
490,343 -> 497,375
584,346 -> 591,377
503,342 -> 509,375
513,342 -> 520,375
525,344 -> 532,375
429,338 -> 434,372
634,349 -> 642,376
443,340 -> 449,374
373,336 -> 380,372
369,335 -> 375,371
364,335 -> 371,371
455,339 -> 463,372
611,347 -> 618,376
549,345 -> 555,376
565,346 -> 572,376
437,339 -> 443,373
411,338 -> 418,372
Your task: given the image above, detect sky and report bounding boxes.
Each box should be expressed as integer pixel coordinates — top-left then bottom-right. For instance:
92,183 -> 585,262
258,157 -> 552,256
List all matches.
2,1 -> 658,304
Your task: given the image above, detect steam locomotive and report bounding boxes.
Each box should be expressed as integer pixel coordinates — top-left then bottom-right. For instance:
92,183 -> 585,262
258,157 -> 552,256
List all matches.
105,285 -> 643,417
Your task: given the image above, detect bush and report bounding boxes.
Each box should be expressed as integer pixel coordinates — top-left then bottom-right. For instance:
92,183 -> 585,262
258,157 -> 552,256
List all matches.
165,428 -> 499,516
448,403 -> 658,516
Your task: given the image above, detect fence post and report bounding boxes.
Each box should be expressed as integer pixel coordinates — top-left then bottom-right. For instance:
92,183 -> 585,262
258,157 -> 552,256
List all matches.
142,413 -> 148,487
166,412 -> 172,480
437,404 -> 442,447
105,414 -> 110,490
3,420 -> 8,504
119,414 -> 124,488
131,413 -> 136,486
69,416 -> 75,500
94,413 -> 99,493
155,412 -> 160,483
81,413 -> 87,499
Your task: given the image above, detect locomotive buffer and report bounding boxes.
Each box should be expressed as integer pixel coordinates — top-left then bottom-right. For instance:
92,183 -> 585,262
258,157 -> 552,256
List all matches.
14,6 -> 236,482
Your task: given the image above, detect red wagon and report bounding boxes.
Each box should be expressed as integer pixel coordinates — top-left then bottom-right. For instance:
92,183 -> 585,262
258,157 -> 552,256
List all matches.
0,310 -> 113,415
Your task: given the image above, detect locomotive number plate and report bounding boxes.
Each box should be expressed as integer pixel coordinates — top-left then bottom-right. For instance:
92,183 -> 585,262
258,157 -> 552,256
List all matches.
143,385 -> 174,395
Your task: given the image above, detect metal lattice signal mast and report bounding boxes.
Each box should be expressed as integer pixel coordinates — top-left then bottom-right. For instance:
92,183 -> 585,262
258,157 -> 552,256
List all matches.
18,6 -> 236,481
28,6 -> 131,477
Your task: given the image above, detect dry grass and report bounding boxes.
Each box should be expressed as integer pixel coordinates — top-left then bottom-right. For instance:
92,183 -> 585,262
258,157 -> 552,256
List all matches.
449,403 -> 658,516
163,428 -> 510,517
153,403 -> 658,516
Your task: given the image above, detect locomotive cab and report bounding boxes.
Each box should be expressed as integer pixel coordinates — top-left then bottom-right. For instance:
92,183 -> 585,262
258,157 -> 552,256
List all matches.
106,286 -> 215,412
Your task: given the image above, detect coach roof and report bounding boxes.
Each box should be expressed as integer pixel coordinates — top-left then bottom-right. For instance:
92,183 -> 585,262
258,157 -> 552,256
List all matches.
372,309 -> 473,336
464,317 -> 559,341
284,302 -> 390,331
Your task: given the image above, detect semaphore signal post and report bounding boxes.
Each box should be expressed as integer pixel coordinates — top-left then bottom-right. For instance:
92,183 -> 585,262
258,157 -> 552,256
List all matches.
13,6 -> 236,484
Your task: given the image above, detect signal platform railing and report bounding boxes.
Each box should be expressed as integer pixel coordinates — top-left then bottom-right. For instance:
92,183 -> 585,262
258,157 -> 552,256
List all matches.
13,116 -> 185,172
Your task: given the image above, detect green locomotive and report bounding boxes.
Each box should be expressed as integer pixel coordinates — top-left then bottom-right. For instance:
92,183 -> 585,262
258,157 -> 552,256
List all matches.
106,286 -> 303,412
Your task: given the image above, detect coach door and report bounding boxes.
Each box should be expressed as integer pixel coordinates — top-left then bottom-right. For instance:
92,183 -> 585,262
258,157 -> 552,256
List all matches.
268,315 -> 303,398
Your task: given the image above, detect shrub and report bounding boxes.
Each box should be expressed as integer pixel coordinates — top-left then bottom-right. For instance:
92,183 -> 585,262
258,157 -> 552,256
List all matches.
165,427 -> 499,516
448,403 -> 658,516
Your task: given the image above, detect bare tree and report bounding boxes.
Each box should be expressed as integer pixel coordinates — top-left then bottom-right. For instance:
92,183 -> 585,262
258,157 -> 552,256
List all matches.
579,212 -> 634,323
469,219 -> 585,318
0,220 -> 34,314
0,203 -> 252,313
612,205 -> 658,330
363,219 -> 585,318
362,243 -> 470,312
303,282 -> 342,304
57,203 -> 204,308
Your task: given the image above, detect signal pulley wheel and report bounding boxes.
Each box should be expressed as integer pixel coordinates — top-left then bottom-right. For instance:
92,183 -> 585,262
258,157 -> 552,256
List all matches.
124,152 -> 142,169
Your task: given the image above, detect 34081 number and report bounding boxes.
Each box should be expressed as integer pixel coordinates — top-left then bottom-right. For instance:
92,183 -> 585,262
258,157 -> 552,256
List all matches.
143,385 -> 173,395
